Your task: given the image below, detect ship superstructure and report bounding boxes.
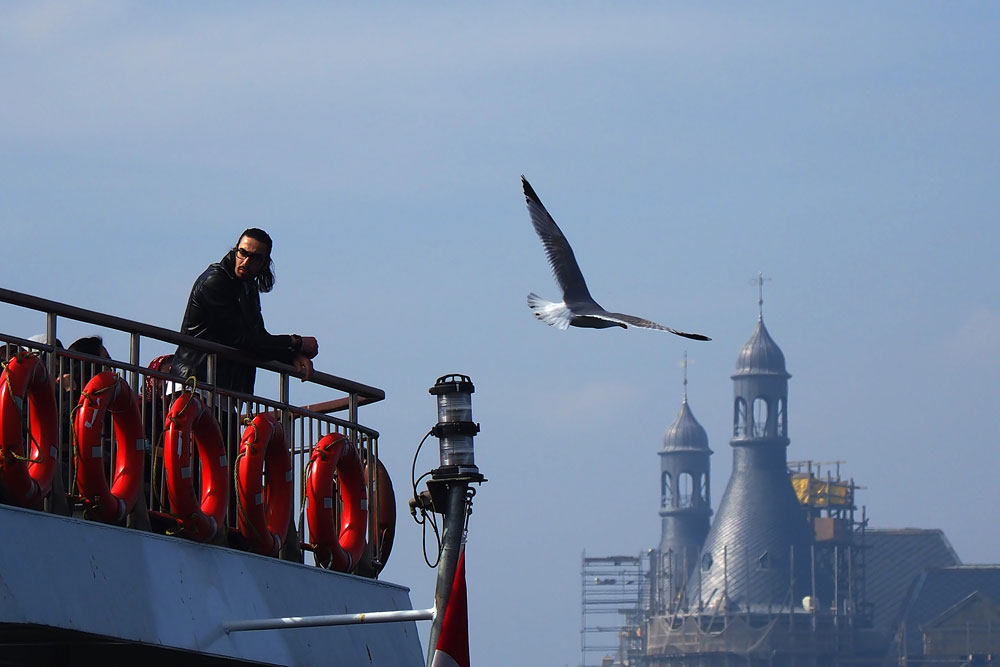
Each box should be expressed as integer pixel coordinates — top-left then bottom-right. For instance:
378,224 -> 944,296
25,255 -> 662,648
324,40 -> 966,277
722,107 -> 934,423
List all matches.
0,287 -> 477,666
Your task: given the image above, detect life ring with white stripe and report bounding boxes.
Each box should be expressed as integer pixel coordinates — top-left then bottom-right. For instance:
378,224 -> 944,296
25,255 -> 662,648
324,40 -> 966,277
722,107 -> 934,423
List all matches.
163,392 -> 228,541
0,354 -> 58,509
306,432 -> 368,572
235,413 -> 292,556
73,371 -> 146,523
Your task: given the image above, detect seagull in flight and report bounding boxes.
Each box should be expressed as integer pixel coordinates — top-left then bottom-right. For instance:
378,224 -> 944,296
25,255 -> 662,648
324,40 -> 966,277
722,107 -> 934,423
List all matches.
522,176 -> 711,341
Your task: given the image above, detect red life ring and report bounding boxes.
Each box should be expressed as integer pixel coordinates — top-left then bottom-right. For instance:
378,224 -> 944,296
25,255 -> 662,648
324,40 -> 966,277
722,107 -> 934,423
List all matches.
356,456 -> 396,578
235,414 -> 292,556
73,372 -> 146,523
163,393 -> 228,541
306,432 -> 368,572
0,354 -> 58,509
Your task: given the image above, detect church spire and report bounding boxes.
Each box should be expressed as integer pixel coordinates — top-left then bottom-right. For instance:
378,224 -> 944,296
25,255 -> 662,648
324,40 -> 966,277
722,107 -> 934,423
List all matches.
687,289 -> 813,610
659,355 -> 712,611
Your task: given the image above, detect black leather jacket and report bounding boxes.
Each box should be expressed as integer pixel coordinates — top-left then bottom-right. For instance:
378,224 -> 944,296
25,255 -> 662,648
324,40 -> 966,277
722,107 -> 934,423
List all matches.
172,252 -> 296,394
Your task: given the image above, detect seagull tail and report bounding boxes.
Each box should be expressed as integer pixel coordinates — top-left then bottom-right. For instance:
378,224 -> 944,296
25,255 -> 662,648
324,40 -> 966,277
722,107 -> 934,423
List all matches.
527,293 -> 572,330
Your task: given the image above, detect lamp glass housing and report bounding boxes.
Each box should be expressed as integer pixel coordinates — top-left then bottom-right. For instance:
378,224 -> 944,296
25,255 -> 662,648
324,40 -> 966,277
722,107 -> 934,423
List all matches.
440,434 -> 475,468
436,391 -> 472,424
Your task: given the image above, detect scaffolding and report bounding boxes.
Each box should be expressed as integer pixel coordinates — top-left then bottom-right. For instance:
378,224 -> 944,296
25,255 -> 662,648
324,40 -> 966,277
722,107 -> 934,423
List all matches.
639,462 -> 880,666
582,553 -> 647,667
583,462 -> 880,666
788,460 -> 872,626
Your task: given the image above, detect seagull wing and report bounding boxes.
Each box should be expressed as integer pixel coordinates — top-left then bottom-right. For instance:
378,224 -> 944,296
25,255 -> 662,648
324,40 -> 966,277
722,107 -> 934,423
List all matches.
522,176 -> 595,304
597,310 -> 712,341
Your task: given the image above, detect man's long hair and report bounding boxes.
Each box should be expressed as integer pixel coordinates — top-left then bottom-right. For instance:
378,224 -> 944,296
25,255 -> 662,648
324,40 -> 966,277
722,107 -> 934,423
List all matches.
226,228 -> 276,293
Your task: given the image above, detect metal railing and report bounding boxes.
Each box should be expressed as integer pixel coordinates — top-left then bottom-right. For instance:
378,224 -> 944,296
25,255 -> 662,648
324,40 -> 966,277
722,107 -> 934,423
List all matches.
0,286 -> 390,575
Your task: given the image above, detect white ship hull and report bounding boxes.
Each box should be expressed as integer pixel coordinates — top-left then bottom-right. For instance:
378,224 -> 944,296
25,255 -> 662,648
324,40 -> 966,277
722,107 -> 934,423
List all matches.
0,503 -> 424,666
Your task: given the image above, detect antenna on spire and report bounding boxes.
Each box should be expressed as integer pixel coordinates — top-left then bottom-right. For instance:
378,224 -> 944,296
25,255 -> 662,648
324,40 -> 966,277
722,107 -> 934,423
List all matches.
680,351 -> 689,402
750,272 -> 772,318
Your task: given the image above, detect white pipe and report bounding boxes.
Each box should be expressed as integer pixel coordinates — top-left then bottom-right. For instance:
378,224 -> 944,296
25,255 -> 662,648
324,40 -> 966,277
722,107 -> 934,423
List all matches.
224,607 -> 436,633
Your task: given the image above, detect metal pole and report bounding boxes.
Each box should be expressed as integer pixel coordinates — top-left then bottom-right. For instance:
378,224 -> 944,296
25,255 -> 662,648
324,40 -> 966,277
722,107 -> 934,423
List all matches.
810,544 -> 817,631
225,607 -> 435,633
789,544 -> 795,630
422,375 -> 482,666
129,332 -> 140,394
370,433 -> 381,574
425,481 -> 468,666
42,313 -> 71,517
277,372 -> 301,563
206,353 -> 217,401
834,544 -> 840,625
45,313 -> 57,384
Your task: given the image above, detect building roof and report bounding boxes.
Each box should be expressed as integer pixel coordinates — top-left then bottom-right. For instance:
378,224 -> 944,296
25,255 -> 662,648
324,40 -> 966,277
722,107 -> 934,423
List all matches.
688,453 -> 814,607
732,317 -> 790,378
898,566 -> 1000,656
922,590 -> 1000,630
661,399 -> 711,453
864,529 -> 961,639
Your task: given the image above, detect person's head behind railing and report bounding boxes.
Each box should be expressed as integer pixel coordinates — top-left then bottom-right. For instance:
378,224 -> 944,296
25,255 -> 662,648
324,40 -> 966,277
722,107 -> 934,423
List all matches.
65,335 -> 111,395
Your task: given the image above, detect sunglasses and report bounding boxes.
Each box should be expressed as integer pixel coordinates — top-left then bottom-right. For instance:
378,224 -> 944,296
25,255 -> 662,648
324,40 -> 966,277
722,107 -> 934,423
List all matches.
236,247 -> 268,263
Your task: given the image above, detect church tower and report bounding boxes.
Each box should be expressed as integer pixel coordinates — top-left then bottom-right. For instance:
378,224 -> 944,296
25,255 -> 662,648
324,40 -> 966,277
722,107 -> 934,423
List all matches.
658,355 -> 713,610
686,279 -> 815,610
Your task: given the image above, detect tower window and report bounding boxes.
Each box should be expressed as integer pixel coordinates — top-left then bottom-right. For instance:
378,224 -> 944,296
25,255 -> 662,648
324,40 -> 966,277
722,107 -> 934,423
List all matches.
701,473 -> 710,505
702,552 -> 713,571
752,397 -> 769,437
678,472 -> 694,507
734,398 -> 747,437
777,398 -> 787,437
661,471 -> 672,508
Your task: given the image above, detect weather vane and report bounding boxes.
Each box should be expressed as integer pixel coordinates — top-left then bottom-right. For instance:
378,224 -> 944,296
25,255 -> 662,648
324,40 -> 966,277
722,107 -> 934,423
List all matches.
750,272 -> 772,318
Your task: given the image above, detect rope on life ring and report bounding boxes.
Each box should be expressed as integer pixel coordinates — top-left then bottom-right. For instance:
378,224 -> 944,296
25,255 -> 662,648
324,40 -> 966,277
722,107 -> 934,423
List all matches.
306,432 -> 368,572
163,392 -> 228,542
0,353 -> 58,509
235,413 -> 292,556
356,455 -> 396,578
73,371 -> 146,523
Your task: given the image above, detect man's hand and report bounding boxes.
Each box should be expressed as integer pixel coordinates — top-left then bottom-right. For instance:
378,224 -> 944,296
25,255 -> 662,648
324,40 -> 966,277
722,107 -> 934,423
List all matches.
292,354 -> 314,382
300,336 -> 319,359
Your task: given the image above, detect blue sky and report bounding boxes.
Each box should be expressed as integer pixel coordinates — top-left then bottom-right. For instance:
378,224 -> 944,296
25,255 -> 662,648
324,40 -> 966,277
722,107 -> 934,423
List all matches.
2,3 -> 998,665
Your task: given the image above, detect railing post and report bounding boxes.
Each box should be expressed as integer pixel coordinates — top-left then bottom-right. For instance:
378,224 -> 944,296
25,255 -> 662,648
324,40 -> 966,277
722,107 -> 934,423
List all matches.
43,313 -> 70,517
370,433 -> 380,576
44,312 -> 57,382
277,371 -> 301,563
348,392 -> 358,426
126,332 -> 152,532
129,332 -> 140,394
206,353 -> 217,406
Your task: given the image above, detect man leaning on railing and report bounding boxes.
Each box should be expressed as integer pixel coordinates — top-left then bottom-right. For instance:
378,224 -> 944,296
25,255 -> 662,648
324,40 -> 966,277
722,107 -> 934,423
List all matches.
171,227 -> 319,393
170,228 -> 319,553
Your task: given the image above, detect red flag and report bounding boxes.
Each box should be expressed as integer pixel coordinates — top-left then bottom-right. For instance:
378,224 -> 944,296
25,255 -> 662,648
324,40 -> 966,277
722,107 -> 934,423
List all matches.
431,547 -> 470,667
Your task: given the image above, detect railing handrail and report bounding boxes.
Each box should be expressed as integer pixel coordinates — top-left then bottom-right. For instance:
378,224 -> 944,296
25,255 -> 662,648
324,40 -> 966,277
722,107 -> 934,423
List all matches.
0,285 -> 392,573
0,340 -> 380,439
0,286 -> 384,403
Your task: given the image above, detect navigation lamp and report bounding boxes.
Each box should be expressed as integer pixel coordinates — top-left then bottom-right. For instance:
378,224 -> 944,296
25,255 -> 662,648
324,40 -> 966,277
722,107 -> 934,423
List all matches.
429,374 -> 480,475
